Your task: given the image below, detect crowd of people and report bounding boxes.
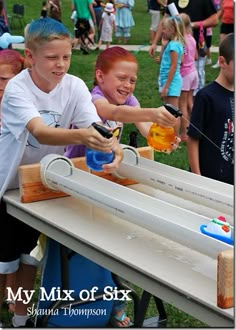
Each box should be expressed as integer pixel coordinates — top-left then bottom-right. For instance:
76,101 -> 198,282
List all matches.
0,0 -> 234,328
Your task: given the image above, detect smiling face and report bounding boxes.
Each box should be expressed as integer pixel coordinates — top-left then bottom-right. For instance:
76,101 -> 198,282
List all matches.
96,60 -> 138,105
24,38 -> 72,93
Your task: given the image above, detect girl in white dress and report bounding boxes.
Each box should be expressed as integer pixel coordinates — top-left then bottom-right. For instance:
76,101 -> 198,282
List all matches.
97,2 -> 116,49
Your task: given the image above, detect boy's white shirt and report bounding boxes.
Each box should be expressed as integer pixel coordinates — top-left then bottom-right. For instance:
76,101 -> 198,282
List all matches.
0,69 -> 100,197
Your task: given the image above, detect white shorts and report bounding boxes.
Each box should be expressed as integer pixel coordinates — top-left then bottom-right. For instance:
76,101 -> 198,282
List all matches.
149,9 -> 160,32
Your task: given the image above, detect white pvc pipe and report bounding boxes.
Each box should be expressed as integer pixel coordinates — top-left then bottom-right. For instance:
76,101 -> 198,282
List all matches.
114,146 -> 233,217
40,154 -> 233,260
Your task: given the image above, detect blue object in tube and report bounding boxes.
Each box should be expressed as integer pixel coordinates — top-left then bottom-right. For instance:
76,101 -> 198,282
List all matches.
200,224 -> 234,245
86,122 -> 114,171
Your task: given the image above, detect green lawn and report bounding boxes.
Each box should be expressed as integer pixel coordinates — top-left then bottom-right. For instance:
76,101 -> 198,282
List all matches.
1,0 -> 222,327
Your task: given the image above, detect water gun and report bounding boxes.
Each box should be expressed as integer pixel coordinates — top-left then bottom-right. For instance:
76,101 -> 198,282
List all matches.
200,216 -> 234,245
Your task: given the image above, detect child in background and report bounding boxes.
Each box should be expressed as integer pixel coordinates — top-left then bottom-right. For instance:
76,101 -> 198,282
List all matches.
179,13 -> 198,142
93,0 -> 105,42
0,18 -> 123,328
96,2 -> 115,50
158,15 -> 185,134
187,33 -> 234,184
48,0 -> 62,22
115,0 -> 135,44
40,0 -> 48,18
0,49 -> 25,320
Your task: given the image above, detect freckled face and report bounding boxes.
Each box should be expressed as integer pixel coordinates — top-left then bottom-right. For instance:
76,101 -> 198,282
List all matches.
97,61 -> 138,105
25,38 -> 72,93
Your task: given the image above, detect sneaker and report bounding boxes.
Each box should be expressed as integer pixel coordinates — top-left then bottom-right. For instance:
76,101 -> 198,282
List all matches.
206,58 -> 212,65
212,61 -> 219,68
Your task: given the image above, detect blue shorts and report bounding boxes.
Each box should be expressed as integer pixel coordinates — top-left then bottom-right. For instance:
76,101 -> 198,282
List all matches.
159,76 -> 182,97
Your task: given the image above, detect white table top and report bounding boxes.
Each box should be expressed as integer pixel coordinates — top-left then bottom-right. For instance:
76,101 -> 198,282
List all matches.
3,188 -> 234,327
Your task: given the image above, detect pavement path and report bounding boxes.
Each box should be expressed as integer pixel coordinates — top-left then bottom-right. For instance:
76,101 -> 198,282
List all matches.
12,43 -> 219,53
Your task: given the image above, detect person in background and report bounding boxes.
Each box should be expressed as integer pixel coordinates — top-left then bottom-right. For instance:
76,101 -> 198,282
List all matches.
96,2 -> 115,50
0,0 -> 10,42
93,0 -> 105,42
179,13 -> 198,142
115,0 -> 135,44
72,0 -> 96,53
212,0 -> 234,68
49,0 -> 62,22
148,0 -> 162,44
187,33 -> 234,184
149,0 -> 218,95
205,26 -> 213,65
205,0 -> 221,66
157,16 -> 185,135
40,0 -> 49,18
0,17 -> 123,328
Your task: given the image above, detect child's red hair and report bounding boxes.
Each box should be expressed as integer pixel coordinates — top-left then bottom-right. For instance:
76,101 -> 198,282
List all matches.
94,46 -> 138,85
0,49 -> 25,74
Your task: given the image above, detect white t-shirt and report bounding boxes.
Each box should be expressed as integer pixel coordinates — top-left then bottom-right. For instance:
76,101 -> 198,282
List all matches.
0,69 -> 100,196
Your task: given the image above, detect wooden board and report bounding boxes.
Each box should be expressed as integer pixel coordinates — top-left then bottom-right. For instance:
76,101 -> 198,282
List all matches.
19,146 -> 154,203
217,249 -> 234,309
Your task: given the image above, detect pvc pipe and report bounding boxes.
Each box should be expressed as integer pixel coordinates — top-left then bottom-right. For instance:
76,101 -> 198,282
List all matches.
114,146 -> 233,217
40,154 -> 233,259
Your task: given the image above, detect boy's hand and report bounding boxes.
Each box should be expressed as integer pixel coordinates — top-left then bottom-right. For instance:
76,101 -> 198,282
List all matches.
82,124 -> 114,152
102,139 -> 124,173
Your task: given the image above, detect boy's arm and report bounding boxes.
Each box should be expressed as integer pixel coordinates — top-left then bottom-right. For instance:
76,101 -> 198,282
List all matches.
27,117 -> 113,152
27,117 -> 123,172
187,137 -> 201,175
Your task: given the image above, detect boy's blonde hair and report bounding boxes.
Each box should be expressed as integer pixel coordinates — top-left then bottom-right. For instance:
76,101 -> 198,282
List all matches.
162,16 -> 185,45
25,17 -> 72,50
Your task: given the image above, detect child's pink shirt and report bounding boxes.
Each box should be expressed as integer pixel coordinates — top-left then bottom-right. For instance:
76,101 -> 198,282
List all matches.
180,33 -> 197,78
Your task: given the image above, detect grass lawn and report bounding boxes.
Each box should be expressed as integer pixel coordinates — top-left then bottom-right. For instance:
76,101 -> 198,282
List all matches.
2,0 -> 222,327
